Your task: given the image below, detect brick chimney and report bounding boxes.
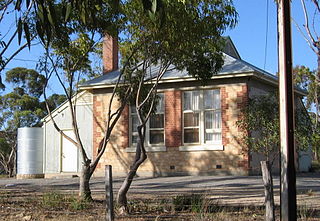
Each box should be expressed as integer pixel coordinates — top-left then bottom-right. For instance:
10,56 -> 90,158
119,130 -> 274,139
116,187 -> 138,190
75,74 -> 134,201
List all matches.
103,35 -> 119,74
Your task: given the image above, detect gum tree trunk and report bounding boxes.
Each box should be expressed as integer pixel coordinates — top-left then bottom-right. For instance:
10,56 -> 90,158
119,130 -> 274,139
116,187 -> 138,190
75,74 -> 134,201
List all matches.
79,160 -> 93,201
117,126 -> 147,214
260,161 -> 275,221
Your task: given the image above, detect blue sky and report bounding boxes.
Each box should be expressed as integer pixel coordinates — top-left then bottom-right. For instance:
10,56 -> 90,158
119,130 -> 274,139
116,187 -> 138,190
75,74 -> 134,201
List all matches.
2,0 -> 318,93
226,0 -> 317,74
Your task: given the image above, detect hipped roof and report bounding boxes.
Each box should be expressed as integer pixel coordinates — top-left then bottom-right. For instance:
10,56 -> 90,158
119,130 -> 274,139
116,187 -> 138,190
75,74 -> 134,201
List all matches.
79,37 -> 305,95
80,52 -> 279,89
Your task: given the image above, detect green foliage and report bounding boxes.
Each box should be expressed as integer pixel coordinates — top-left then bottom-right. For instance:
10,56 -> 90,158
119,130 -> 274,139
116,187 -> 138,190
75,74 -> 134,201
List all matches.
0,67 -> 65,131
48,32 -> 100,91
118,0 -> 237,119
13,0 -> 119,46
310,161 -> 320,172
45,93 -> 67,111
41,192 -> 90,210
236,94 -> 279,161
0,67 -> 65,176
293,65 -> 319,110
173,194 -> 204,212
0,0 -> 160,77
69,197 -> 90,210
237,93 -> 312,163
120,0 -> 237,82
0,138 -> 10,156
42,192 -> 65,209
293,65 -> 320,159
5,67 -> 46,98
0,68 -> 47,130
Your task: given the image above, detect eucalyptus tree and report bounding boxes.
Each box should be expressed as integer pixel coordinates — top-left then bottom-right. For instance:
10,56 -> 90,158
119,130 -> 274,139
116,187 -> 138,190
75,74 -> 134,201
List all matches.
292,0 -> 320,161
116,0 -> 238,213
0,67 -> 64,177
0,0 -> 168,80
236,94 -> 311,221
293,65 -> 320,160
36,0 -> 237,204
0,0 -> 121,86
34,0 -> 166,201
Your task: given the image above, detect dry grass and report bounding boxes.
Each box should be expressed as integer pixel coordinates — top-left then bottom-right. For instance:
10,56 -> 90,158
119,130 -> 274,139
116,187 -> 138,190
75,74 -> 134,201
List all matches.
0,190 -> 320,221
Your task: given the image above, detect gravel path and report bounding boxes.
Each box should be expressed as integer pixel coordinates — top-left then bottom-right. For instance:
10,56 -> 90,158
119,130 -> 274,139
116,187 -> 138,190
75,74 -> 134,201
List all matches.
0,173 -> 319,208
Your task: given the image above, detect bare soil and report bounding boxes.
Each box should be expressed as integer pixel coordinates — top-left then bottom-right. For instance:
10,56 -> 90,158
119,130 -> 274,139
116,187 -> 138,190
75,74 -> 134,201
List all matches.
1,174 -> 320,220
0,189 -> 320,221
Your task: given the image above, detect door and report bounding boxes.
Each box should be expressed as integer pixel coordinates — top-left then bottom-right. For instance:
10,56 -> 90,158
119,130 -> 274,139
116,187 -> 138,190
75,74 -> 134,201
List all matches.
61,130 -> 78,172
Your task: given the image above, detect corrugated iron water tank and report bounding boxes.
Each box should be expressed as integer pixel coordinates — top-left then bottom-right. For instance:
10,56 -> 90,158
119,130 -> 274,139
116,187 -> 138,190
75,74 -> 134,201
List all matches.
17,127 -> 44,179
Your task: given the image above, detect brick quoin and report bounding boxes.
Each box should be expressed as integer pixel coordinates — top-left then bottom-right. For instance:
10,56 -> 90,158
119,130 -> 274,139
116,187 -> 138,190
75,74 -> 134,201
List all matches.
221,87 -> 229,146
236,85 -> 248,109
165,90 -> 182,147
236,84 -> 250,171
120,105 -> 129,148
92,95 -> 102,161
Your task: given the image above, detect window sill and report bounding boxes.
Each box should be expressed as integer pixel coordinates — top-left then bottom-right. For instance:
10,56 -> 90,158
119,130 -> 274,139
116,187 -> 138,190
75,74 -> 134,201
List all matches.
125,146 -> 167,153
179,145 -> 224,151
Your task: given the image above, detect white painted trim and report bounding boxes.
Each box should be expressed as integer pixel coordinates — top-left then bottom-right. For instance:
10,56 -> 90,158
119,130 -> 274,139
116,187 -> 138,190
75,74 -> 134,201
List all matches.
182,89 -> 222,145
125,146 -> 167,153
179,145 -> 224,151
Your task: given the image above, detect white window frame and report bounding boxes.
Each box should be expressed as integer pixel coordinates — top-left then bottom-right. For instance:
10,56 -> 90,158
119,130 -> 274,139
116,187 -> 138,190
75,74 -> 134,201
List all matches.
127,93 -> 166,152
180,89 -> 223,151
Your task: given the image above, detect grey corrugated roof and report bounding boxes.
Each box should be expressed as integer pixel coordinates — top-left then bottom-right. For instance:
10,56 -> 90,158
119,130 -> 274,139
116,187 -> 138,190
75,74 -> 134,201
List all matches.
80,53 -> 277,88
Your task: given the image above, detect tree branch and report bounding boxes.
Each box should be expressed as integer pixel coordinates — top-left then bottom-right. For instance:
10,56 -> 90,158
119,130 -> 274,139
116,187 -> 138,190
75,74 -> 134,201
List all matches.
292,18 -> 318,54
301,0 -> 317,47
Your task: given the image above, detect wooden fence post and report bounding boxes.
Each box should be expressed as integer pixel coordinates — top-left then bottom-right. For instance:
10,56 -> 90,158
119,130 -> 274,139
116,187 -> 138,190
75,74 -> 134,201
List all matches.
261,161 -> 275,221
105,165 -> 114,221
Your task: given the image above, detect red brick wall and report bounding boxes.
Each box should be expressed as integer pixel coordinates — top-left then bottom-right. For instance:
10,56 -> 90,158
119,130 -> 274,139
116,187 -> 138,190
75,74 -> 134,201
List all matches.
92,95 -> 102,160
165,90 -> 182,147
103,35 -> 118,74
120,105 -> 129,148
237,85 -> 248,110
236,84 -> 250,171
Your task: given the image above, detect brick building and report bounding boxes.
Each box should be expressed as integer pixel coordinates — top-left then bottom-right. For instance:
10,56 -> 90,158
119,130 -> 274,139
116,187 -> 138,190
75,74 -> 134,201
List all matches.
42,37 -> 311,178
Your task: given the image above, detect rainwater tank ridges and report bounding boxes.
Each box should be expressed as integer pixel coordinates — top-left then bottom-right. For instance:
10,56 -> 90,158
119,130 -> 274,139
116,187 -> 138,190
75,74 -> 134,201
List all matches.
17,127 -> 44,179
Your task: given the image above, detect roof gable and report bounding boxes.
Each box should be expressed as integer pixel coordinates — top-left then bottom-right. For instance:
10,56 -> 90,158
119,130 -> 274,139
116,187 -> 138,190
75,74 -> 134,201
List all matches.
223,36 -> 241,60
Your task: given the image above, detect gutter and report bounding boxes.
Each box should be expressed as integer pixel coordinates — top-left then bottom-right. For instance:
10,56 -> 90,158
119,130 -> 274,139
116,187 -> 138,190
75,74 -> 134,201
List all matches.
78,71 -> 258,90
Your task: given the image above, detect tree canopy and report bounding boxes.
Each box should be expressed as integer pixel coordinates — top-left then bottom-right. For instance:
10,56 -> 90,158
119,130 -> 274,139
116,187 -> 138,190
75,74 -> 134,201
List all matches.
293,65 -> 320,160
35,0 -> 238,202
0,67 -> 66,131
0,67 -> 65,176
120,0 -> 237,83
115,0 -> 237,212
237,93 -> 312,165
0,0 -> 162,84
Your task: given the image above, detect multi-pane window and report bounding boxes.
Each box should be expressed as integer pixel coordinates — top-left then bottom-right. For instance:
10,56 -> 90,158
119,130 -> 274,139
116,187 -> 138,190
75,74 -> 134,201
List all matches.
130,108 -> 139,145
149,94 -> 164,144
130,93 -> 165,146
183,89 -> 221,144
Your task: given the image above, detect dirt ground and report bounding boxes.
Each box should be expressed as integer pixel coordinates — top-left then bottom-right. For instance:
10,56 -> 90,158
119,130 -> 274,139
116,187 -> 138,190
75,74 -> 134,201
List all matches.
0,174 -> 319,220
0,189 -> 268,221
